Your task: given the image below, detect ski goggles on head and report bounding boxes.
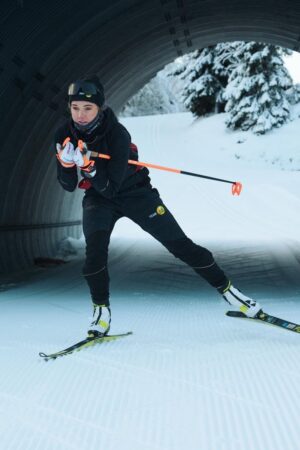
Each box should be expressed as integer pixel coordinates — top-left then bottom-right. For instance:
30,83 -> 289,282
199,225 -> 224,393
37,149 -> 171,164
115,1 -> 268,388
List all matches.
68,81 -> 98,96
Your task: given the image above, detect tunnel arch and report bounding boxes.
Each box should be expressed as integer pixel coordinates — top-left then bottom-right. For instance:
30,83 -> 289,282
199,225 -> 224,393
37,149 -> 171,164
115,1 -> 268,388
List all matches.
0,0 -> 299,273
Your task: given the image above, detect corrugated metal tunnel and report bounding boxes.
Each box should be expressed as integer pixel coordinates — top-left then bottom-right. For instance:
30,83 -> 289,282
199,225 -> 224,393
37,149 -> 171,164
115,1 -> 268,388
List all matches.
0,0 -> 300,273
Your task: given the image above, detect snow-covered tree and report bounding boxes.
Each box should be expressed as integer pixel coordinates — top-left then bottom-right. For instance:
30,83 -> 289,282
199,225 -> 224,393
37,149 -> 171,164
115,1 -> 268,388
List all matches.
286,83 -> 300,105
120,42 -> 296,125
173,47 -> 222,115
169,43 -> 242,116
213,42 -> 243,109
120,69 -> 185,117
224,42 -> 293,134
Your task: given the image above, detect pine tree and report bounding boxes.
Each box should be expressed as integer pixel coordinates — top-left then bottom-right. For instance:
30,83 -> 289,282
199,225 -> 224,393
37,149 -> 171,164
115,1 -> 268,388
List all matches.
224,42 -> 293,134
174,47 -> 223,116
169,43 -> 243,116
120,70 -> 185,117
286,83 -> 300,105
213,42 -> 243,110
119,77 -> 167,117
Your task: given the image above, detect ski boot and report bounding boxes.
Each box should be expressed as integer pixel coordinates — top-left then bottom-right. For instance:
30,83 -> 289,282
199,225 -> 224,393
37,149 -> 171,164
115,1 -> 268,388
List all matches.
221,282 -> 262,318
88,304 -> 111,337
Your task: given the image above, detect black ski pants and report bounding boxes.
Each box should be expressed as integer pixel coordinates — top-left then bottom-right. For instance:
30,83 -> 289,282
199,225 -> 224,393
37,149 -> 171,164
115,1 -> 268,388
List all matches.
82,184 -> 229,306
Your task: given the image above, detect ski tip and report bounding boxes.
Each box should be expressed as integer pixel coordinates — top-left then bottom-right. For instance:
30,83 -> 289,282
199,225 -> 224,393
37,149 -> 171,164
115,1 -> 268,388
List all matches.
38,331 -> 133,360
39,352 -> 53,361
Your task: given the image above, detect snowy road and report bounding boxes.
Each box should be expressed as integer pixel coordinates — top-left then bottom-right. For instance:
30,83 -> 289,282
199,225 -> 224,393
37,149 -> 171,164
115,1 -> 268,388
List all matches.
1,111 -> 300,450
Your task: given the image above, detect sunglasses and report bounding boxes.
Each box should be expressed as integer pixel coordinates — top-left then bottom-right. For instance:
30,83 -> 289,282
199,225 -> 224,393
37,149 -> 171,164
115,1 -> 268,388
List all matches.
68,81 -> 98,96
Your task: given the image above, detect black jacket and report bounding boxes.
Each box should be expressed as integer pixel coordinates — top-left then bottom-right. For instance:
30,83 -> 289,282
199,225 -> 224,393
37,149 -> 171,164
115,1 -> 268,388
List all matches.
55,107 -> 149,198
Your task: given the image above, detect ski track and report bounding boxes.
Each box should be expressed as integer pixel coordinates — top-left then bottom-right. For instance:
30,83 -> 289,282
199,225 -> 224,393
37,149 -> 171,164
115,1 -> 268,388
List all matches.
1,240 -> 300,450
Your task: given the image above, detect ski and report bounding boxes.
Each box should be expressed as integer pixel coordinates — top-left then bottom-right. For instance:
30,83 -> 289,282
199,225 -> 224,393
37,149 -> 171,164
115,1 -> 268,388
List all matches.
39,331 -> 133,360
226,310 -> 300,334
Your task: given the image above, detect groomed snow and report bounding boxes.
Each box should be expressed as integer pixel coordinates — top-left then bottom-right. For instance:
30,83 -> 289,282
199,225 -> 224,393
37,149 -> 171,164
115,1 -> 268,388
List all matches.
1,111 -> 300,450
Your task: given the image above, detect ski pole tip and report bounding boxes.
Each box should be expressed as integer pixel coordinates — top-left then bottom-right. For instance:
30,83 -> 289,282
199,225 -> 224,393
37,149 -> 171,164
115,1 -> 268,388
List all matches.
232,182 -> 242,196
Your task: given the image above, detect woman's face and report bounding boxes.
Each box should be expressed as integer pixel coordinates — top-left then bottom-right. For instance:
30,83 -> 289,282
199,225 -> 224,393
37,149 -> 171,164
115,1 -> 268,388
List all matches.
70,101 -> 99,125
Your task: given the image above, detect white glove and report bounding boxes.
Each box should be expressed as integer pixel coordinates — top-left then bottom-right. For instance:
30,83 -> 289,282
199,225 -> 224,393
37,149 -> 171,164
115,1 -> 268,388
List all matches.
74,142 -> 97,177
73,146 -> 86,167
56,139 -> 75,168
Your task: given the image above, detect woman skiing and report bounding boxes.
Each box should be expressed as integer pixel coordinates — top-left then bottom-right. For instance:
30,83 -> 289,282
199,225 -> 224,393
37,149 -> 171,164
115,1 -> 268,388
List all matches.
55,75 -> 262,337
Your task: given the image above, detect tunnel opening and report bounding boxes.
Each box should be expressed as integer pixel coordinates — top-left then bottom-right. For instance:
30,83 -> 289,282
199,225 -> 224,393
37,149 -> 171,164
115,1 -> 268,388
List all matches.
1,0 -> 300,274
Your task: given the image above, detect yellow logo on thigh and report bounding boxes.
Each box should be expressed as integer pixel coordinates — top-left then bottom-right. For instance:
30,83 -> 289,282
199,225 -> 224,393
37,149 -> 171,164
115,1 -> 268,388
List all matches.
156,205 -> 165,215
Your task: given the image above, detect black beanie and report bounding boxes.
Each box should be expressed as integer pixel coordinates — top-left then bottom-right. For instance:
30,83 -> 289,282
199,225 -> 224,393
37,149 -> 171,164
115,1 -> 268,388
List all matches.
68,75 -> 105,107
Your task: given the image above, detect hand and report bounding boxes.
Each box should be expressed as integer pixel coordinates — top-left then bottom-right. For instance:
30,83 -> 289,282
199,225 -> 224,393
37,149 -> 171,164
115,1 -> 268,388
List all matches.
74,140 -> 97,177
56,138 -> 75,168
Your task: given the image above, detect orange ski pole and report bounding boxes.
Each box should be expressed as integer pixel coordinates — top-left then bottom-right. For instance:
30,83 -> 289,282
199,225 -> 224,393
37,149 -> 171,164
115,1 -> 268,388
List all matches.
78,141 -> 242,196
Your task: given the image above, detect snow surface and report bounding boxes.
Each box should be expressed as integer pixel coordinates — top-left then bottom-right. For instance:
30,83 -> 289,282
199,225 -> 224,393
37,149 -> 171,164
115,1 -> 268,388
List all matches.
1,111 -> 300,450
284,51 -> 300,83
